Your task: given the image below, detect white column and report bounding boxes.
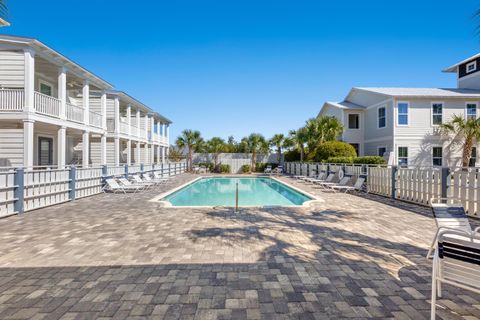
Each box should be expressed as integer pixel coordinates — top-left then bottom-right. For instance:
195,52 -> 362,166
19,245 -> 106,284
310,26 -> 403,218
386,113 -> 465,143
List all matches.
114,137 -> 120,166
161,146 -> 166,163
126,140 -> 132,165
144,143 -> 149,164
23,120 -> 34,168
114,96 -> 120,134
126,104 -> 132,136
157,121 -> 161,144
82,131 -> 89,168
101,91 -> 107,130
136,142 -> 141,164
136,109 -> 141,138
57,126 -> 66,168
151,144 -> 155,164
58,67 -> 67,120
166,124 -> 170,145
83,80 -> 90,125
23,49 -> 35,113
157,144 -> 161,164
144,115 -> 149,140
151,118 -> 156,141
100,134 -> 107,165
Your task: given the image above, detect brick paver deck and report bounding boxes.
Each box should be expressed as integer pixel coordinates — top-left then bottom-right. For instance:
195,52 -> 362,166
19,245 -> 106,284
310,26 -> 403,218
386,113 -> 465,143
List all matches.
0,174 -> 479,319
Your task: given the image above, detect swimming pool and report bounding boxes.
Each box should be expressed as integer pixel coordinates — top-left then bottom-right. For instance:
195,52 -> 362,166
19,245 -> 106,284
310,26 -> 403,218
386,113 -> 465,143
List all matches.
158,176 -> 315,207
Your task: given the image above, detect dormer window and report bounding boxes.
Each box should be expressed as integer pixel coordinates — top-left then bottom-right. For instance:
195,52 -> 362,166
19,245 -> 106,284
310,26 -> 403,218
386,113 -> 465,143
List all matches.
467,61 -> 477,73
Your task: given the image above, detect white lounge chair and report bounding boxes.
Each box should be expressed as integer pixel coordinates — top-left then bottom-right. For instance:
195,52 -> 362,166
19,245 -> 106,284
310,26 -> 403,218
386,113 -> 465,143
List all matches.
431,229 -> 480,319
303,172 -> 326,183
264,165 -> 272,174
331,177 -> 365,193
153,171 -> 171,181
104,178 -> 143,194
323,176 -> 350,189
143,173 -> 168,185
427,199 -> 473,258
129,175 -> 155,189
312,173 -> 335,187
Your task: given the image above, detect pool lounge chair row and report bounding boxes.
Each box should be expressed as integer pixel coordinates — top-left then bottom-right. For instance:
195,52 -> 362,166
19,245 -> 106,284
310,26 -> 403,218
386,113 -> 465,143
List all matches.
290,171 -> 365,193
103,172 -> 171,194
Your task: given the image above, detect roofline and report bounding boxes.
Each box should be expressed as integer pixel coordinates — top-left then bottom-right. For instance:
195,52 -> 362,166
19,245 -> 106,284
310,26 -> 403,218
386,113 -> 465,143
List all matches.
0,34 -> 114,89
0,18 -> 10,27
442,52 -> 480,73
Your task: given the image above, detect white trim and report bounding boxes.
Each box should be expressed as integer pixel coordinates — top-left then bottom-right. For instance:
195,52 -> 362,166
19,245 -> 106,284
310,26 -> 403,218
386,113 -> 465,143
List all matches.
377,104 -> 387,129
467,61 -> 477,74
347,113 -> 360,130
397,146 -> 409,167
465,102 -> 478,120
38,79 -> 54,96
431,101 -> 444,127
364,136 -> 393,143
431,145 -> 443,167
366,98 -> 393,110
396,101 -> 409,126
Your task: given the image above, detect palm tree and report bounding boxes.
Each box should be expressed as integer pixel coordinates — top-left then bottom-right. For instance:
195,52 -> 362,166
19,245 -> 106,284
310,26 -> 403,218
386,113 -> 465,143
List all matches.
206,137 -> 226,171
269,134 -> 291,163
175,129 -> 203,171
289,128 -> 308,161
440,115 -> 480,167
241,133 -> 268,171
317,116 -> 344,142
0,1 -> 7,21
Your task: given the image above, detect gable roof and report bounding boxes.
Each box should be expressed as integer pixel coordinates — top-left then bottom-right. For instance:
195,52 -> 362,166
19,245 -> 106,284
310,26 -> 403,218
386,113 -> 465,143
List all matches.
443,53 -> 480,73
352,87 -> 480,98
325,101 -> 365,110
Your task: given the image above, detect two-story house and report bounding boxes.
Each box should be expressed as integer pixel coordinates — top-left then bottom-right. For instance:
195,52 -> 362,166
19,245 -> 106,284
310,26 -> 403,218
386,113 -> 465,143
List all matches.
0,35 -> 171,169
318,54 -> 480,167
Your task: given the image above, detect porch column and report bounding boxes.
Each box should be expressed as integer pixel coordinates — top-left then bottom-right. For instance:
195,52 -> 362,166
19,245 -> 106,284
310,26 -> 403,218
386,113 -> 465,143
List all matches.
136,142 -> 141,164
126,140 -> 132,165
23,49 -> 35,113
23,119 -> 34,168
82,131 -> 89,168
114,137 -> 120,166
114,96 -> 120,134
157,144 -> 161,164
144,115 -> 149,140
100,134 -> 107,165
166,124 -> 170,145
82,80 -> 90,125
151,144 -> 155,164
144,143 -> 150,164
57,126 -> 66,169
161,146 -> 166,163
151,118 -> 156,141
101,91 -> 107,130
126,104 -> 132,136
58,67 -> 67,120
136,109 -> 141,138
157,121 -> 161,144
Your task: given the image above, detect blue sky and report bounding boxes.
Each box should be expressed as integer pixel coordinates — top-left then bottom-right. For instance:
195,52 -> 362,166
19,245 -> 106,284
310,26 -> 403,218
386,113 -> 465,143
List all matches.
3,1 -> 480,142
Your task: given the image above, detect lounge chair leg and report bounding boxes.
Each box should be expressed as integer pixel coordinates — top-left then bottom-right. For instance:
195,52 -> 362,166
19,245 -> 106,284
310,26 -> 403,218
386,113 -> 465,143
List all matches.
431,255 -> 437,320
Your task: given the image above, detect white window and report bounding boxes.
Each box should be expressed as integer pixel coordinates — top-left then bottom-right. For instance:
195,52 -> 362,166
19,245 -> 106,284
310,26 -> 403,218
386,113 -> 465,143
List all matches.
431,102 -> 443,126
378,147 -> 387,157
378,106 -> 386,128
348,114 -> 359,129
398,147 -> 408,167
470,147 -> 477,167
397,102 -> 409,125
467,61 -> 477,73
466,103 -> 477,120
432,147 -> 443,166
39,80 -> 52,96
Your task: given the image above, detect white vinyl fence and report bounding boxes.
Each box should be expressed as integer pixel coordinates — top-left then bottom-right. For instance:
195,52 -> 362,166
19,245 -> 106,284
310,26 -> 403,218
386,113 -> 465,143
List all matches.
0,162 -> 187,217
285,162 -> 480,217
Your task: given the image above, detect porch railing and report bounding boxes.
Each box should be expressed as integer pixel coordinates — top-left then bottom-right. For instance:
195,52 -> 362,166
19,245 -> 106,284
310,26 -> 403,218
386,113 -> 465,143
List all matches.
89,110 -> 103,129
119,119 -> 130,134
66,102 -> 84,123
34,91 -> 61,118
0,89 -> 24,112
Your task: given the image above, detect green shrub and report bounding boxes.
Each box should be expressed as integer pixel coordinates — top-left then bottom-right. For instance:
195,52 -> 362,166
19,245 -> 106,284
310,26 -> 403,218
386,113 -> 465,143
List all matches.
315,141 -> 357,161
197,162 -> 214,172
327,156 -> 354,164
219,164 -> 231,173
352,156 -> 386,165
284,149 -> 301,161
241,164 -> 251,173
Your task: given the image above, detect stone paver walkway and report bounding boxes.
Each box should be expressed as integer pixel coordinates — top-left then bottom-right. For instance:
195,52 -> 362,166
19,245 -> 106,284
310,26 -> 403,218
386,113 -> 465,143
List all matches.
0,174 -> 479,319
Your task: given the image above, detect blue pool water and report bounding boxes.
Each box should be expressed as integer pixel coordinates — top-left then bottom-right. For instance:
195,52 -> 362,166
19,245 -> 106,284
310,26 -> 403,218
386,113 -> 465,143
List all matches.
161,177 -> 313,206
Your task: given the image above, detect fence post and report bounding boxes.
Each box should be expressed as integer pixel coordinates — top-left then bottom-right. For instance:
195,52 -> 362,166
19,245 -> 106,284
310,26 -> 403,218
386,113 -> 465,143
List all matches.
441,167 -> 450,199
306,163 -> 310,177
161,162 -> 164,177
327,163 -> 330,175
69,166 -> 76,201
300,162 -> 302,176
391,165 -> 397,199
140,163 -> 144,175
124,164 -> 129,178
102,165 -> 108,177
14,168 -> 24,214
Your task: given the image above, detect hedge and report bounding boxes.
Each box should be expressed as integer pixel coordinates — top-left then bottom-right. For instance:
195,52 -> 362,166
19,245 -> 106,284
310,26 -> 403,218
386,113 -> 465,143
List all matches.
315,141 -> 357,161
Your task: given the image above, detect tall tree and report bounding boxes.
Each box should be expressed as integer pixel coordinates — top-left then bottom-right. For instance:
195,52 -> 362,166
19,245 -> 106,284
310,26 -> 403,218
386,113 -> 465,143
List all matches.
289,128 -> 308,161
241,133 -> 269,171
440,115 -> 480,167
206,137 -> 226,171
269,134 -> 291,163
0,1 -> 7,21
175,129 -> 203,171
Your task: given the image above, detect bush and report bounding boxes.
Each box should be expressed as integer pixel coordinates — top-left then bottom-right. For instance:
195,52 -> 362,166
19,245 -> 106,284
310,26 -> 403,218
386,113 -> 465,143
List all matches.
219,164 -> 230,173
315,141 -> 357,161
197,162 -> 214,172
327,156 -> 354,164
284,149 -> 301,162
352,156 -> 386,165
241,164 -> 251,173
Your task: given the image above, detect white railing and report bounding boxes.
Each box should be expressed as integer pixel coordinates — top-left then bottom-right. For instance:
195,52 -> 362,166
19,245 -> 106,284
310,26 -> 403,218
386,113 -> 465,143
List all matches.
23,168 -> 70,211
34,91 -> 60,118
0,170 -> 16,217
0,89 -> 24,112
66,102 -> 84,123
89,110 -> 103,129
76,167 -> 103,198
119,120 -> 130,134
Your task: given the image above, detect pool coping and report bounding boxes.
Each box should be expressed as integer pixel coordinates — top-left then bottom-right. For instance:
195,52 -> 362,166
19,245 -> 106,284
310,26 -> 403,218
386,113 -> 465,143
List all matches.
149,175 -> 323,208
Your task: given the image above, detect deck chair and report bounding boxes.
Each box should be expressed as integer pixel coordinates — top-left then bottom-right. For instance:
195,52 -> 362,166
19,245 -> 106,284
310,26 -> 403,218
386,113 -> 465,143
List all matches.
431,229 -> 480,319
104,178 -> 143,194
312,173 -> 335,187
143,173 -> 168,185
324,176 -> 350,189
303,172 -> 326,183
129,175 -> 155,189
427,199 -> 473,258
264,165 -> 272,174
331,177 -> 365,193
153,171 -> 171,181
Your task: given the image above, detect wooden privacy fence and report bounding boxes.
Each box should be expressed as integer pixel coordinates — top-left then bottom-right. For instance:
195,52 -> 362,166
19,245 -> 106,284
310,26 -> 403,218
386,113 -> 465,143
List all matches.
284,162 -> 480,217
0,162 -> 187,218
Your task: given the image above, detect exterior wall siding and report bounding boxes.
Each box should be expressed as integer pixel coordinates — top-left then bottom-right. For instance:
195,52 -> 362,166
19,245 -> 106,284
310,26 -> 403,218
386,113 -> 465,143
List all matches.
0,127 -> 24,167
364,100 -> 393,141
0,50 -> 25,88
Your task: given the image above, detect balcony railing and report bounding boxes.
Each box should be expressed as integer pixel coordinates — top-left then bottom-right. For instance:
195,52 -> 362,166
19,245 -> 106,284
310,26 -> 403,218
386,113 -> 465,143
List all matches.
119,119 -> 130,134
89,110 -> 103,129
66,102 -> 84,123
34,91 -> 60,118
0,89 -> 24,111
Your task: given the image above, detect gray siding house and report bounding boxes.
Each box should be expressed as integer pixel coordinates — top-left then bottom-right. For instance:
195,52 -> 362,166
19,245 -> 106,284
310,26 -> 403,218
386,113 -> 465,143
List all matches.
318,54 -> 480,168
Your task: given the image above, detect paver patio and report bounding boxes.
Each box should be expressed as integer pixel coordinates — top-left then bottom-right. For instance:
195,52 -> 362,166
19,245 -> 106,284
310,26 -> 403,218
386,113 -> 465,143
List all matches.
0,174 -> 479,319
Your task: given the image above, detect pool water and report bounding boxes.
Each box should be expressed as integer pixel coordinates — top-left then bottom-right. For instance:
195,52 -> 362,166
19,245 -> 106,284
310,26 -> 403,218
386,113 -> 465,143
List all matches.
161,177 -> 313,207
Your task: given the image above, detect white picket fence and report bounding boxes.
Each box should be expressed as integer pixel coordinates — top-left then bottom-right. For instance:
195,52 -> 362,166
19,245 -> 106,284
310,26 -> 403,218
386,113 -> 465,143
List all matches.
285,162 -> 480,217
23,168 -> 70,211
76,167 -> 103,199
0,169 -> 16,218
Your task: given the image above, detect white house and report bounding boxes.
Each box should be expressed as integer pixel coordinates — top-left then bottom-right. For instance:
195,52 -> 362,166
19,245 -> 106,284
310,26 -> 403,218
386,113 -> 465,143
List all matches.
318,54 -> 480,168
0,35 -> 171,169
